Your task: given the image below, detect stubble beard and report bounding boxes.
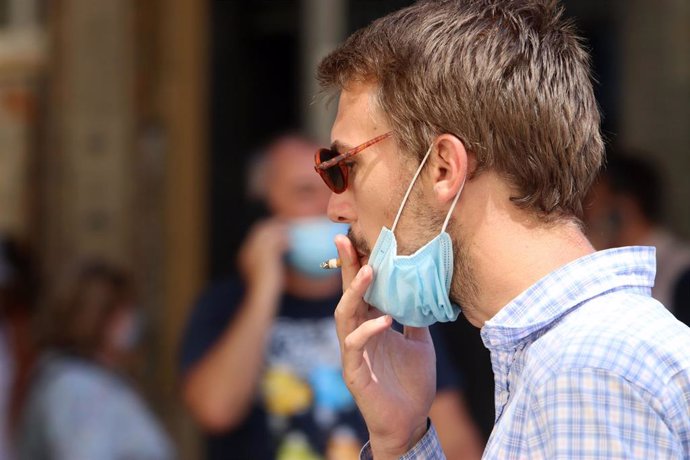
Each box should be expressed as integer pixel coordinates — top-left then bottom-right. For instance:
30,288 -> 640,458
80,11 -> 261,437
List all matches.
347,164 -> 481,316
347,228 -> 371,259
449,232 -> 481,316
402,187 -> 482,314
406,184 -> 480,316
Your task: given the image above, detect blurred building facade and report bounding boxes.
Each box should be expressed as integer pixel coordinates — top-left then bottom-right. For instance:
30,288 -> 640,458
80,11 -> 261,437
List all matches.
0,0 -> 208,457
0,0 -> 688,458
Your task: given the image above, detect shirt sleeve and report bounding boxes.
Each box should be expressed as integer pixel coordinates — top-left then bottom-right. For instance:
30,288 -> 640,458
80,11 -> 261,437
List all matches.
359,421 -> 446,460
523,368 -> 682,459
178,279 -> 244,374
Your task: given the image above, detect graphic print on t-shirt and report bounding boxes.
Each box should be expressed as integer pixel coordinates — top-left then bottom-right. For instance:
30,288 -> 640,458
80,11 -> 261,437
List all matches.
261,316 -> 363,460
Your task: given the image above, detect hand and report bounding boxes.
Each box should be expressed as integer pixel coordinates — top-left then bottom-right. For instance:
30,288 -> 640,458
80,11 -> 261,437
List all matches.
238,219 -> 289,298
333,235 -> 436,460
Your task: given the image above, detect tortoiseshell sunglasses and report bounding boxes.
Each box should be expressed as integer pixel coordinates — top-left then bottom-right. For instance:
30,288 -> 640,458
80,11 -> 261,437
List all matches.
313,132 -> 392,193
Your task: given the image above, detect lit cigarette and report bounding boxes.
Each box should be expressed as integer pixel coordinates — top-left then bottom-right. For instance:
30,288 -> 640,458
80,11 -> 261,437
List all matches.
320,258 -> 342,269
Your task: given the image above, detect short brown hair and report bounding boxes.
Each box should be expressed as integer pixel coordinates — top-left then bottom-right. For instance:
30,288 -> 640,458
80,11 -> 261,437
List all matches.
318,0 -> 603,219
37,261 -> 134,357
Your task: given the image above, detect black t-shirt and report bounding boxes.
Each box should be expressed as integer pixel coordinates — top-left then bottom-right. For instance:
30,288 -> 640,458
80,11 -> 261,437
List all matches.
179,278 -> 460,460
673,266 -> 690,327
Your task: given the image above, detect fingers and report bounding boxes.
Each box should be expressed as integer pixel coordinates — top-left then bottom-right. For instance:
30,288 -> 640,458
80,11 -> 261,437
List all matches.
334,234 -> 361,292
243,220 -> 289,260
238,219 -> 289,283
341,315 -> 392,386
334,264 -> 373,346
344,315 -> 392,351
256,219 -> 289,252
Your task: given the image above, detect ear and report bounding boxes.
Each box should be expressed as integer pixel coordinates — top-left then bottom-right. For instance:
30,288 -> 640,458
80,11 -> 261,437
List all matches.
429,134 -> 468,204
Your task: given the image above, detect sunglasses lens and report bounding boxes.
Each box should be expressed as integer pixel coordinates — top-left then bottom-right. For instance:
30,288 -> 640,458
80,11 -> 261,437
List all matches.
317,149 -> 346,192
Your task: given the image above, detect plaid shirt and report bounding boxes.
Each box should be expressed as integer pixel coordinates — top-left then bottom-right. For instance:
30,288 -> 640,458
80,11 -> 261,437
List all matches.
360,422 -> 444,460
363,246 -> 690,459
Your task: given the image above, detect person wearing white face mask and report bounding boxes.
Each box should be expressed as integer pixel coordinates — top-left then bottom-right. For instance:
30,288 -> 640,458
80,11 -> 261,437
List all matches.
17,261 -> 173,460
179,135 -> 483,460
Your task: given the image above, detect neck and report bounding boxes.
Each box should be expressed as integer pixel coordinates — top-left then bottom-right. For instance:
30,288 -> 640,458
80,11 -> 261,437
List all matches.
284,269 -> 341,300
455,173 -> 595,327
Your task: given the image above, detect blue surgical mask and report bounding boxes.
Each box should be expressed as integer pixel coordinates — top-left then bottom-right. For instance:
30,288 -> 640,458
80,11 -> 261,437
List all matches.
363,144 -> 465,327
287,217 -> 349,277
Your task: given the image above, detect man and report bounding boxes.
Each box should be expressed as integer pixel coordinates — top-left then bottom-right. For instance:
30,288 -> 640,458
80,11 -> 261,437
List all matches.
584,152 -> 690,325
179,136 -> 482,459
313,1 -> 690,459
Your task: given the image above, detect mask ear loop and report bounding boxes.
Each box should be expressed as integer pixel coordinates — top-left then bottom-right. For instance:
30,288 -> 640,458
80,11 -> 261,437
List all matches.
441,176 -> 465,233
391,144 -> 434,233
391,144 -> 467,234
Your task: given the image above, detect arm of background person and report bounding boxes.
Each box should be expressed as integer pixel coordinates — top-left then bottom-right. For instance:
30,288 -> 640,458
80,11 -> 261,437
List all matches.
181,284 -> 281,432
180,220 -> 287,432
428,325 -> 484,459
430,390 -> 484,460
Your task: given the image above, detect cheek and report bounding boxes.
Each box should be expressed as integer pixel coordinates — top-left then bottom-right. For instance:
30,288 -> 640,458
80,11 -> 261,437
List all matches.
352,155 -> 404,243
354,190 -> 392,245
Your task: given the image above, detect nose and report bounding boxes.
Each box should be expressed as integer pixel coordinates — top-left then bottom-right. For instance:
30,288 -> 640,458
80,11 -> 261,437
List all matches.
327,191 -> 355,224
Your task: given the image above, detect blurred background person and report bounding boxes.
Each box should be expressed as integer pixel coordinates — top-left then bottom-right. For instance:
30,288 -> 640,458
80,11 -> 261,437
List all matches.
17,261 -> 174,460
178,135 -> 483,460
584,151 -> 690,325
0,236 -> 37,460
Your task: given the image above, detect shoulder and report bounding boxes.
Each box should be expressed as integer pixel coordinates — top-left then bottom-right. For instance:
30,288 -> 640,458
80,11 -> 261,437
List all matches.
178,277 -> 246,372
184,277 -> 245,328
524,291 -> 690,393
195,277 -> 245,310
42,357 -> 118,394
32,356 -> 135,420
26,356 -> 173,458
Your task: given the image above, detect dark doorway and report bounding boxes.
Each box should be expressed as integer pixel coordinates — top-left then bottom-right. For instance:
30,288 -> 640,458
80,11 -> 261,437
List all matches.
209,0 -> 301,279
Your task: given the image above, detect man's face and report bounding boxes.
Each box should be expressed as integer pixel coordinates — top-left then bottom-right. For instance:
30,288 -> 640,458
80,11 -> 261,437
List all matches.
266,138 -> 332,220
326,82 -> 439,265
326,82 -> 481,316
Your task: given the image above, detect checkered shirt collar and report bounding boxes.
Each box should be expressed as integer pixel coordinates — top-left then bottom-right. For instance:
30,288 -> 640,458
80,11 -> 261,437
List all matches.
481,246 -> 657,351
